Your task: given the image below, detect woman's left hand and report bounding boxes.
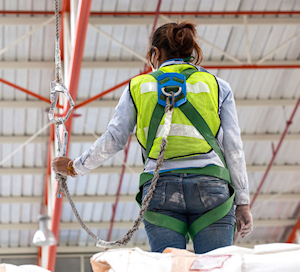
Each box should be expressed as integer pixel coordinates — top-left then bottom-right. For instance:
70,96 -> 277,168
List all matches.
235,204 -> 253,238
51,156 -> 72,176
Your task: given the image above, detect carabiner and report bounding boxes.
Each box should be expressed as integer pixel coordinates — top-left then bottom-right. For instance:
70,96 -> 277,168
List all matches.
49,81 -> 75,125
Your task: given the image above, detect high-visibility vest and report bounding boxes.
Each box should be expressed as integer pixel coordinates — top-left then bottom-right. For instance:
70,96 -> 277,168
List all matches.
130,64 -> 220,160
131,65 -> 235,240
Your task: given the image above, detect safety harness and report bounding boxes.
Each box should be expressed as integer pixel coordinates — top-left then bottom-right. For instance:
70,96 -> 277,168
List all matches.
136,68 -> 235,240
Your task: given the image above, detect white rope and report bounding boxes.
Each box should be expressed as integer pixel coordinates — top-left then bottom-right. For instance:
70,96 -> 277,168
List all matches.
0,16 -> 55,56
0,122 -> 51,166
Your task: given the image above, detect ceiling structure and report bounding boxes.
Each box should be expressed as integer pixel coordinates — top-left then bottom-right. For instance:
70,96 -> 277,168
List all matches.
0,0 -> 300,271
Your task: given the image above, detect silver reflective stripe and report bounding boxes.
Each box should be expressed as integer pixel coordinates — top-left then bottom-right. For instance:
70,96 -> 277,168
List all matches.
186,82 -> 210,94
144,124 -> 205,140
140,81 -> 210,94
140,82 -> 157,94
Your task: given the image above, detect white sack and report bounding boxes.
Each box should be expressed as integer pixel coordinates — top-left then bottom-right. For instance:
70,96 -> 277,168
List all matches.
91,243 -> 300,272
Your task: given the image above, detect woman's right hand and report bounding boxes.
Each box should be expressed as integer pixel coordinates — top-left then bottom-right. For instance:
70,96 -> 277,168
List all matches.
51,156 -> 72,176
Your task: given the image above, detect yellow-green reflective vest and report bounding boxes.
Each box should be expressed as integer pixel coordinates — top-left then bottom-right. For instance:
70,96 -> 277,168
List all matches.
130,64 -> 220,160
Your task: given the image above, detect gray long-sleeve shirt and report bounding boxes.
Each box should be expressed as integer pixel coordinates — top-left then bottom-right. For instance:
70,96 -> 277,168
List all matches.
73,60 -> 250,205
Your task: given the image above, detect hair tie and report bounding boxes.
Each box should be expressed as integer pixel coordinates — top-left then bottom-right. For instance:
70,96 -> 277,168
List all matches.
183,56 -> 195,62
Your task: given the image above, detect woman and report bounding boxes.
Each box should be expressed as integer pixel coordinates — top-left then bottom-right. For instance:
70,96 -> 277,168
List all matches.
52,21 -> 253,254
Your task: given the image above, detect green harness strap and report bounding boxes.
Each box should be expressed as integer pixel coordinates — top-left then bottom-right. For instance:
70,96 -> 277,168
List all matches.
136,68 -> 235,240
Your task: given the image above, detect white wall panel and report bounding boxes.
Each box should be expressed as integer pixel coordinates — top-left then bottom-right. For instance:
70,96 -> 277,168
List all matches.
2,143 -> 13,166
102,0 -> 117,11
68,229 -> 79,246
75,175 -> 88,196
78,228 -> 89,246
12,175 -> 22,196
90,202 -> 103,222
0,230 -> 9,247
107,173 -> 120,195
89,69 -> 105,97
30,202 -> 40,222
96,174 -> 109,195
95,26 -> 113,60
86,174 -> 99,195
83,26 -> 98,61
19,229 -> 30,247
33,175 -> 43,196
21,203 -> 31,223
91,0 -> 102,11
81,202 -> 94,221
1,175 -> 11,196
102,202 -> 112,221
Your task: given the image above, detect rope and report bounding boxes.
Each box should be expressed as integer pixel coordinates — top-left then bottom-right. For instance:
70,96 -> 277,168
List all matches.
57,97 -> 174,248
50,0 -> 173,248
54,0 -> 62,83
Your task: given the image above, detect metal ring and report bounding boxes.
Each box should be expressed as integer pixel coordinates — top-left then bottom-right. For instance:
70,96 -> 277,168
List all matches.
161,86 -> 182,97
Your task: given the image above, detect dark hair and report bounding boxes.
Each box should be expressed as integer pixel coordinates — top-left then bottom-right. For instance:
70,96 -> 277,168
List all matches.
147,21 -> 203,66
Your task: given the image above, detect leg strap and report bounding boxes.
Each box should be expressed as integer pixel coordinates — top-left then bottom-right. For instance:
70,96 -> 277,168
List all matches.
136,167 -> 235,239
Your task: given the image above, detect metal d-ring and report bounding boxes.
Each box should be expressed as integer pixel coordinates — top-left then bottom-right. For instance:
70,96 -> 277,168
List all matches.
161,86 -> 182,98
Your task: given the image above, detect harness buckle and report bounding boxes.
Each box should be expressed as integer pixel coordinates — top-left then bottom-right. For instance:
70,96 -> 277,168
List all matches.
157,73 -> 187,108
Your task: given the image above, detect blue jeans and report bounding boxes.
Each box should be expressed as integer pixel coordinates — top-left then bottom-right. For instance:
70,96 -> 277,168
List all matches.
142,173 -> 235,254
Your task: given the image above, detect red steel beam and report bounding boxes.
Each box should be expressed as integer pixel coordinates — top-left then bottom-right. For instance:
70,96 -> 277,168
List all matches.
0,11 -> 300,16
250,96 -> 300,209
287,217 -> 300,243
47,1 -> 92,271
234,96 -> 300,244
74,67 -> 151,109
0,77 -> 63,108
250,96 -> 300,244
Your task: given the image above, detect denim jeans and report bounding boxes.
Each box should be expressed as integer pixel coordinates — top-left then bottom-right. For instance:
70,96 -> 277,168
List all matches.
142,173 -> 235,254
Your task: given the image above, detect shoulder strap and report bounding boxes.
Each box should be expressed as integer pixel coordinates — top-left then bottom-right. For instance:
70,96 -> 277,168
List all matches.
149,70 -> 164,80
180,101 -> 226,167
146,104 -> 165,160
180,68 -> 198,80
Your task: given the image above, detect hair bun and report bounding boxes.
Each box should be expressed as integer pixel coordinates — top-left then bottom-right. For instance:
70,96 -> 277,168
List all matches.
167,22 -> 195,54
147,21 -> 203,65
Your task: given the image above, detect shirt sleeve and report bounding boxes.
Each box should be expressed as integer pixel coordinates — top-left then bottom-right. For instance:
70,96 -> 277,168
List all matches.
73,86 -> 136,175
218,78 -> 250,205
